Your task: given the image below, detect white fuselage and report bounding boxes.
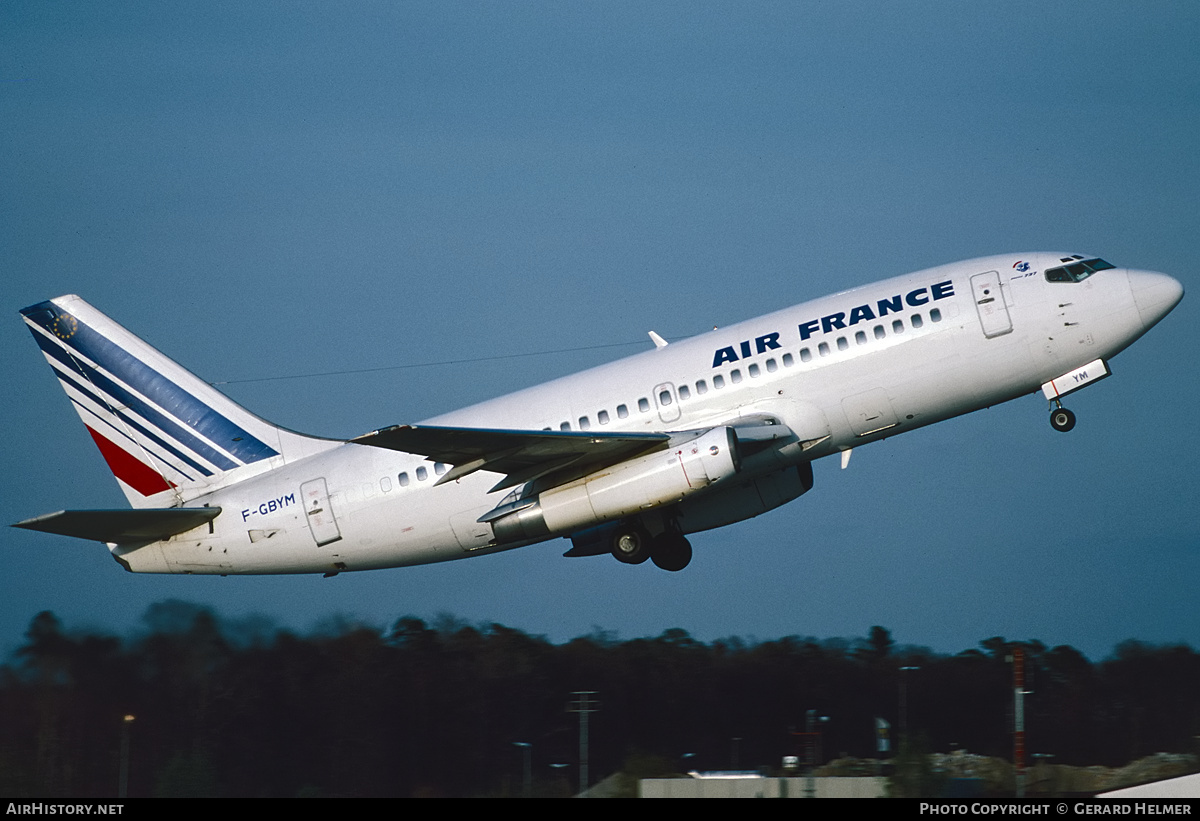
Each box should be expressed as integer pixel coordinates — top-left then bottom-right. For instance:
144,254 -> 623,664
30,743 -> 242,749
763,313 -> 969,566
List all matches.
112,253 -> 1178,574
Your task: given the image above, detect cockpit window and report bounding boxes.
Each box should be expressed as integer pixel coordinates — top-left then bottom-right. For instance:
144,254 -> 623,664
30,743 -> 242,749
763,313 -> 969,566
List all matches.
1044,258 -> 1116,283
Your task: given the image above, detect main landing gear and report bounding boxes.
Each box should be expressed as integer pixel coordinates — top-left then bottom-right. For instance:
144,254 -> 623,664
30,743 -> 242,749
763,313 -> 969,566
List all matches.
610,525 -> 692,572
1049,402 -> 1077,433
650,533 -> 692,572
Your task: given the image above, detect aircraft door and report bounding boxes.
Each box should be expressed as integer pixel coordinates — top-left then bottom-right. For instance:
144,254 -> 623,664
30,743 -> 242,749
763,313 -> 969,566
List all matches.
970,271 -> 1013,338
654,382 -> 682,424
301,477 -> 342,547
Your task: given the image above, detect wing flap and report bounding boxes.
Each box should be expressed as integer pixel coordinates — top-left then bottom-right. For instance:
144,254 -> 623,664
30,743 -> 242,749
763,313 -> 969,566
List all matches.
351,425 -> 670,490
13,508 -> 222,543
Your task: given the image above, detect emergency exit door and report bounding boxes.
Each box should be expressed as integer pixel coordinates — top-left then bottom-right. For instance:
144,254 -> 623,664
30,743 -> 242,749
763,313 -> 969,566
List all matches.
301,478 -> 342,547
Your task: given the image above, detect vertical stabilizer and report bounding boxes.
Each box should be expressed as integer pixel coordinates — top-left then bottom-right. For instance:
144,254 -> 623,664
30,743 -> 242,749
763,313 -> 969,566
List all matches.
20,295 -> 338,508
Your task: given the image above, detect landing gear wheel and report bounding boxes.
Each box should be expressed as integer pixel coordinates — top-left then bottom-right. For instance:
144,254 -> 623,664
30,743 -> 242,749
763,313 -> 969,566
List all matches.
651,534 -> 693,572
1050,407 -> 1076,432
611,526 -> 652,564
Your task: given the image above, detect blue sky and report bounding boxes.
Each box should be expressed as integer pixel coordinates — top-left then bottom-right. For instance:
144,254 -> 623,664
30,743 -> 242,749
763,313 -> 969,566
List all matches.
2,2 -> 1197,660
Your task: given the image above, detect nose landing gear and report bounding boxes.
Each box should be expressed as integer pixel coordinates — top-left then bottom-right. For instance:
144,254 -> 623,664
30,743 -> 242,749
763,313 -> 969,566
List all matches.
1049,402 -> 1076,433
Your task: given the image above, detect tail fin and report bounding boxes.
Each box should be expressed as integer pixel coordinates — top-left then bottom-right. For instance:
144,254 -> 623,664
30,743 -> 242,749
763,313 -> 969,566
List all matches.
20,295 -> 338,508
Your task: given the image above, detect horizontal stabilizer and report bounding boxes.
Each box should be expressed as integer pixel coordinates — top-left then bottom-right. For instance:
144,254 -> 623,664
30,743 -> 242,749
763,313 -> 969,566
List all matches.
351,425 -> 670,491
13,508 -> 221,544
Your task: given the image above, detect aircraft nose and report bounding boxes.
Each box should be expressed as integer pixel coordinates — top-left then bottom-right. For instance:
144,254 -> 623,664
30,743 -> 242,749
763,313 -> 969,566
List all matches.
1128,269 -> 1184,331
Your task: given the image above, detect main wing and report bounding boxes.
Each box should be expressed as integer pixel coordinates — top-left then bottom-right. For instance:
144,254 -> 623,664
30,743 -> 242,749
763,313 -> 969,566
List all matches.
350,424 -> 671,492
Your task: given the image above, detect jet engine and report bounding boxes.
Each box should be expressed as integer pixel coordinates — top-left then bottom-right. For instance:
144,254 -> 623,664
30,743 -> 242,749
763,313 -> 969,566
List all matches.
484,426 -> 738,543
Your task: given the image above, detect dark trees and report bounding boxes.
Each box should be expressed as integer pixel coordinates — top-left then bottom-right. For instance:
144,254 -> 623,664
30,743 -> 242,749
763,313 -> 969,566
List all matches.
1,608 -> 1197,796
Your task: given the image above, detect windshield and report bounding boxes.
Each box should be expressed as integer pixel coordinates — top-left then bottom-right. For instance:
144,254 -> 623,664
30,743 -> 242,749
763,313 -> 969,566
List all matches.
1044,258 -> 1116,283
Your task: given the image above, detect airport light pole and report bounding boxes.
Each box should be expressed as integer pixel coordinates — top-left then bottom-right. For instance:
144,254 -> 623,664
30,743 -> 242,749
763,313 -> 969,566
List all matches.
118,714 -> 135,798
513,742 -> 532,798
1013,647 -> 1026,798
568,691 -> 599,796
550,762 -> 570,798
899,666 -> 919,747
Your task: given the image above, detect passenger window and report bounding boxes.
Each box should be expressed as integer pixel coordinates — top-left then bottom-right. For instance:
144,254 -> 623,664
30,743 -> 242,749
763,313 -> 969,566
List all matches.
874,325 -> 886,340
696,380 -> 708,395
892,319 -> 905,334
818,342 -> 830,357
678,384 -> 691,400
800,348 -> 812,363
837,337 -> 849,351
911,313 -> 923,329
714,375 -> 725,389
416,466 -> 428,482
748,363 -> 760,378
855,331 -> 867,345
782,353 -> 794,367
730,369 -> 742,383
399,472 -> 410,487
578,416 -> 590,430
598,409 -> 610,425
638,397 -> 650,412
930,308 -> 942,322
617,404 -> 629,419
658,390 -> 672,406
766,358 -> 777,372
560,421 -> 571,431
435,462 -> 447,476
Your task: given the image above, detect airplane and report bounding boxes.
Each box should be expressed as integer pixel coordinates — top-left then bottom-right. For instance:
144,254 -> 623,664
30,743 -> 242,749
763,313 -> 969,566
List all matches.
13,253 -> 1183,575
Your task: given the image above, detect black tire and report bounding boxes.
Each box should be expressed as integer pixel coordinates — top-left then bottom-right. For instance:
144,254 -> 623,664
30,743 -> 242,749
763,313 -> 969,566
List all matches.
611,526 -> 652,564
651,534 -> 692,572
1050,407 -> 1076,432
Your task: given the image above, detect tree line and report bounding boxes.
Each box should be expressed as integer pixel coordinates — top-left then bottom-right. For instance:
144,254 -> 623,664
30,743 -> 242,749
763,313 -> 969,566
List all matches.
1,602 -> 1197,797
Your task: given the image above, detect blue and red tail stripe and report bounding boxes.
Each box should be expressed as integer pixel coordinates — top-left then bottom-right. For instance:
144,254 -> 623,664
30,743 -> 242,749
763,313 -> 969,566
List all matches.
21,300 -> 279,488
66,379 -> 202,482
85,425 -> 177,497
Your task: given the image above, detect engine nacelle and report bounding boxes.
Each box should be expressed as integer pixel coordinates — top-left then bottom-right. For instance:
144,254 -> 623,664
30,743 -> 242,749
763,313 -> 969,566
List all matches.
488,426 -> 738,543
675,461 -> 813,535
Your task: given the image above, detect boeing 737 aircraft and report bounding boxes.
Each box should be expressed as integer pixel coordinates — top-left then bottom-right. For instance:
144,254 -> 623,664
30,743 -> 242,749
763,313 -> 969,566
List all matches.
14,253 -> 1183,574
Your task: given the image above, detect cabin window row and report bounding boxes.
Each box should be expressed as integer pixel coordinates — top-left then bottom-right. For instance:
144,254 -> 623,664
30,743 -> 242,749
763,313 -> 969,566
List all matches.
799,309 -> 941,362
552,399 -> 640,432
552,309 -> 943,431
553,355 -> 800,431
396,461 -> 449,487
